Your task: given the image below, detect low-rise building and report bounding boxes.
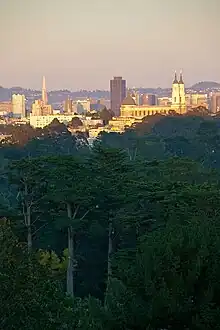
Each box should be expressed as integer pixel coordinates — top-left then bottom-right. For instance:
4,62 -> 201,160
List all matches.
108,116 -> 142,131
0,102 -> 12,114
185,93 -> 208,109
29,114 -> 103,129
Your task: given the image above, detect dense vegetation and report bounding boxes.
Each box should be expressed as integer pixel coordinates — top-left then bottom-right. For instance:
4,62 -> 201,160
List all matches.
1,113 -> 220,329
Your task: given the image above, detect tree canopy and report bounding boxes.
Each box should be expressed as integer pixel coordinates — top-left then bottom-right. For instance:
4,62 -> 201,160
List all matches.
1,114 -> 220,328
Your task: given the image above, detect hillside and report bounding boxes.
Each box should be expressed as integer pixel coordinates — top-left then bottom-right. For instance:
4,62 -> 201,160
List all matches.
190,81 -> 220,90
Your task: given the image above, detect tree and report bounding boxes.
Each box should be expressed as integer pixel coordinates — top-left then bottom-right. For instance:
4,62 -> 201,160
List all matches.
0,222 -> 74,329
186,106 -> 209,117
90,146 -> 133,288
99,107 -> 113,125
110,183 -> 220,329
8,158 -> 49,253
45,155 -> 97,298
45,118 -> 70,135
68,117 -> 84,128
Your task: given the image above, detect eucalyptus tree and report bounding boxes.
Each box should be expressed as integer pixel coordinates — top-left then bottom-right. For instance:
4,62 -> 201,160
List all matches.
44,155 -> 98,298
8,158 -> 48,253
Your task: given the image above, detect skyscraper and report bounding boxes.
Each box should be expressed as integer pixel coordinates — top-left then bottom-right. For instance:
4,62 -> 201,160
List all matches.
211,92 -> 220,113
110,77 -> 126,116
12,94 -> 26,118
64,97 -> 73,113
141,94 -> 157,106
42,76 -> 48,105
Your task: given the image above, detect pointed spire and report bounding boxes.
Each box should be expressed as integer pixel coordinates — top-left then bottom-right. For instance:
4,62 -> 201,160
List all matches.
179,70 -> 184,84
42,76 -> 48,105
42,76 -> 46,90
173,71 -> 178,84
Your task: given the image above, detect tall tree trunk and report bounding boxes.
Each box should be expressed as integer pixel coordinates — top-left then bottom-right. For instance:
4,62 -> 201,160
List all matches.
107,219 -> 113,282
66,203 -> 74,297
27,205 -> 32,253
105,219 -> 113,308
24,183 -> 32,253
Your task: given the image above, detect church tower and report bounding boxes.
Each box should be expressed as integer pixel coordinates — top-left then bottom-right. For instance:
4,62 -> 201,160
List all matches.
178,71 -> 186,113
171,71 -> 186,114
172,71 -> 180,107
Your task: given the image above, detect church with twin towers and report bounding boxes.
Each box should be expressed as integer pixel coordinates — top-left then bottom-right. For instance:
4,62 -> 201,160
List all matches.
120,71 -> 186,118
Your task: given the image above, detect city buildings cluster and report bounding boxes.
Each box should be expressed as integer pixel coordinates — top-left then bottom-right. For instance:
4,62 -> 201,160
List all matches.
0,73 -> 219,139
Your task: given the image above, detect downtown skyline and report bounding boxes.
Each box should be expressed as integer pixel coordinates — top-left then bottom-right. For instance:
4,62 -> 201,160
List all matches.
1,0 -> 220,90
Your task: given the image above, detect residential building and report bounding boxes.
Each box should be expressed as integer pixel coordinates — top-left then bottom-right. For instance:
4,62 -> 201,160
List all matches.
0,102 -> 12,114
185,93 -> 208,108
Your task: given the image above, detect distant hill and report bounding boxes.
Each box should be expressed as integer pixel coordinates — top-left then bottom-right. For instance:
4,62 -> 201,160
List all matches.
190,81 -> 220,90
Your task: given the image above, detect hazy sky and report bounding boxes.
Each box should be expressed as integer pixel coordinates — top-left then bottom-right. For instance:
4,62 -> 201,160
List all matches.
0,0 -> 220,90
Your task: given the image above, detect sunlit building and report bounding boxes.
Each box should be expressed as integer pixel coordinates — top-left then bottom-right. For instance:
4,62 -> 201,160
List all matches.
12,94 -> 26,118
29,114 -> 103,128
185,93 -> 208,109
72,99 -> 91,114
211,92 -> 220,113
141,94 -> 157,106
0,101 -> 12,114
120,72 -> 186,118
64,96 -> 73,113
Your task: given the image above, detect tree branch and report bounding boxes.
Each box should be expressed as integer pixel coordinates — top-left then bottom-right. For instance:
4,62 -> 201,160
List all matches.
32,222 -> 49,236
72,204 -> 80,220
79,209 -> 90,221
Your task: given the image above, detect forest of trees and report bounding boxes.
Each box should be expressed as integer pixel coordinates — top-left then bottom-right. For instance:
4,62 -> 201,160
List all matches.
2,113 -> 220,329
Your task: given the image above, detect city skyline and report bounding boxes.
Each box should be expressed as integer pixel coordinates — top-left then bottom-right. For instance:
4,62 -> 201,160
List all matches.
1,0 -> 220,90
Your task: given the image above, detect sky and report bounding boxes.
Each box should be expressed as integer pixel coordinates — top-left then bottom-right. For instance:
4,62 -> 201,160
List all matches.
0,0 -> 220,90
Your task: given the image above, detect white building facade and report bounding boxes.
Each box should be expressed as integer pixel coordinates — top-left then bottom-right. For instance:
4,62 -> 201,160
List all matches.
12,94 -> 26,118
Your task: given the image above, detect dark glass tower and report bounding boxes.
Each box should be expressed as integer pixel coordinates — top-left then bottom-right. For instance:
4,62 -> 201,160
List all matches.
110,76 -> 126,116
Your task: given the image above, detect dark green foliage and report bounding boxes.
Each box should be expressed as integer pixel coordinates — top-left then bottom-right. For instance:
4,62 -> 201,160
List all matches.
1,115 -> 220,328
0,223 -> 74,330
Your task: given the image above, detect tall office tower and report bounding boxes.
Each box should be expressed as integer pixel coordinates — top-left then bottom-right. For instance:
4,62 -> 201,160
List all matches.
12,94 -> 26,118
211,92 -> 220,113
32,100 -> 42,116
42,76 -> 48,105
147,94 -> 157,106
142,94 -> 157,106
141,94 -> 148,105
110,76 -> 126,116
64,97 -> 73,113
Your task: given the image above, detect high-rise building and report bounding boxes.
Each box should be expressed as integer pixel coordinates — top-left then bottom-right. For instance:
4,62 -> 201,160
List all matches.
32,99 -> 53,116
12,94 -> 26,118
141,94 -> 157,106
64,97 -> 73,113
42,76 -> 48,105
211,92 -> 220,113
110,76 -> 126,116
148,94 -> 157,106
32,100 -> 42,116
